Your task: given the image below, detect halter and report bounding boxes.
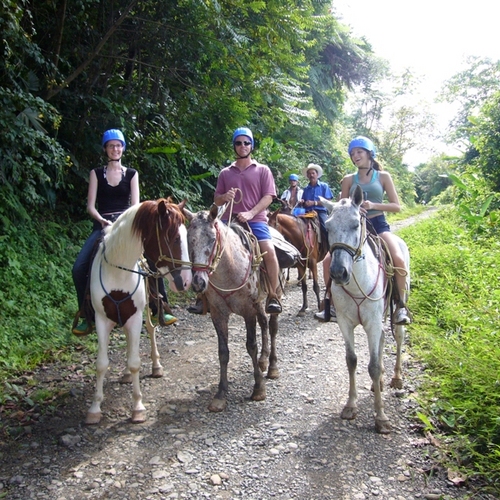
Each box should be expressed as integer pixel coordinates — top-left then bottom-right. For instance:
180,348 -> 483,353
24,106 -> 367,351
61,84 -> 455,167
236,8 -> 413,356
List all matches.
328,214 -> 366,262
102,217 -> 191,280
153,216 -> 192,277
329,215 -> 387,306
191,190 -> 256,294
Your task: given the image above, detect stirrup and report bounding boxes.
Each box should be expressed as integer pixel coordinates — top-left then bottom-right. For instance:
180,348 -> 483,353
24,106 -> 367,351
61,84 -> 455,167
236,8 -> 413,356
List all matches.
266,297 -> 282,314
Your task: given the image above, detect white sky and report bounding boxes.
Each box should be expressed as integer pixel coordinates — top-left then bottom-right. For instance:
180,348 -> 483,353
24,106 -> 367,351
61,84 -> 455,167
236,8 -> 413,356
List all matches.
333,0 -> 500,166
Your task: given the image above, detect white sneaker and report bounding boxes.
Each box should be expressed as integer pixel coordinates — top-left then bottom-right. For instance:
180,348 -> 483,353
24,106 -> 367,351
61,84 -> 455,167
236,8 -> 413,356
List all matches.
393,307 -> 410,325
314,308 -> 337,323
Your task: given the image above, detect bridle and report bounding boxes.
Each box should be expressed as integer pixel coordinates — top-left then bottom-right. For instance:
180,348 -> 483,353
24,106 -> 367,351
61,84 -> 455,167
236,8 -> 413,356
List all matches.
191,192 -> 255,294
328,214 -> 366,263
328,213 -> 387,303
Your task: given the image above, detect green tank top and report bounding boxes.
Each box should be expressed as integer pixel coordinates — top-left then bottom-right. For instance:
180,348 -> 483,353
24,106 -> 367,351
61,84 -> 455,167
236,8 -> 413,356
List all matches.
349,170 -> 384,217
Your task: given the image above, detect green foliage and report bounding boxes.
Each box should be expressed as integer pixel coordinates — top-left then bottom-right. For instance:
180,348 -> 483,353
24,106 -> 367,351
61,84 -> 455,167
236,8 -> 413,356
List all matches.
445,170 -> 500,238
467,90 -> 500,193
439,57 -> 500,144
413,155 -> 454,204
401,210 -> 500,491
1,0 -> 376,214
0,211 -> 88,378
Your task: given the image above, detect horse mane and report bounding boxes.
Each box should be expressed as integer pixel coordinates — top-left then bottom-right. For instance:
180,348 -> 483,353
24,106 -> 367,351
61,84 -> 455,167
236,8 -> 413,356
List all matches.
102,204 -> 142,262
132,198 -> 185,242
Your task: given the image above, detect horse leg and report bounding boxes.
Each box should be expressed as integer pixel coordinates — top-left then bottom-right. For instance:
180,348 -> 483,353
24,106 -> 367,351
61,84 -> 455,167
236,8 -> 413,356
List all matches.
86,319 -> 112,425
257,306 -> 270,374
267,313 -> 280,379
310,261 -> 321,311
244,315 -> 266,402
297,263 -> 308,316
209,314 -> 230,412
390,324 -> 405,389
340,326 -> 358,421
366,324 -> 391,434
125,315 -> 147,423
145,305 -> 163,378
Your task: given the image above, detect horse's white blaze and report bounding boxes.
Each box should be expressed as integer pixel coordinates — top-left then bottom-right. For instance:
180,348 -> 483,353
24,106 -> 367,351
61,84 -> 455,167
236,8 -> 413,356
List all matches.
163,224 -> 192,292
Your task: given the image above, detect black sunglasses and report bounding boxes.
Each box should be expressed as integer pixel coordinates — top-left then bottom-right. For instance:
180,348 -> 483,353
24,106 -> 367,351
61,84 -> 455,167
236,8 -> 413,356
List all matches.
234,141 -> 252,146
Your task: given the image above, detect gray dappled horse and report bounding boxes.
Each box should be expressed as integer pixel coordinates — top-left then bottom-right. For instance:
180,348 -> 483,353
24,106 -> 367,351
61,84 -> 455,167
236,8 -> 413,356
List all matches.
321,186 -> 409,434
184,204 -> 280,412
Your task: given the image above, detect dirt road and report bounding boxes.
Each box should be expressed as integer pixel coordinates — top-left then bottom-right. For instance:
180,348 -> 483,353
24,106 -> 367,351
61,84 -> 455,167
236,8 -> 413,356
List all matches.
0,208 -> 487,499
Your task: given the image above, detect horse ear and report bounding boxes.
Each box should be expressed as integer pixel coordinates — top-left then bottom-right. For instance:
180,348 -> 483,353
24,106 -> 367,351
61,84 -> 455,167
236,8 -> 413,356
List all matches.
158,199 -> 168,217
318,196 -> 335,214
208,203 -> 219,221
182,207 -> 194,221
352,185 -> 363,207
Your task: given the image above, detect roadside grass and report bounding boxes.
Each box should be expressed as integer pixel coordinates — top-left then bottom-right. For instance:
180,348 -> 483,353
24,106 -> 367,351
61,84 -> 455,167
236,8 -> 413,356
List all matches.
399,207 -> 500,494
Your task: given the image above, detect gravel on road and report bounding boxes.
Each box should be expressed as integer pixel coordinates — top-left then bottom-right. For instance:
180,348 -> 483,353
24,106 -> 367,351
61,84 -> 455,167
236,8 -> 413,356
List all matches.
0,208 -> 491,499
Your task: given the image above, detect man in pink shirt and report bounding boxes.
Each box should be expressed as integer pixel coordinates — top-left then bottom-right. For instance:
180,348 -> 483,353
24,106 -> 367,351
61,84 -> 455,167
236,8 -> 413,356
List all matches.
214,127 -> 282,314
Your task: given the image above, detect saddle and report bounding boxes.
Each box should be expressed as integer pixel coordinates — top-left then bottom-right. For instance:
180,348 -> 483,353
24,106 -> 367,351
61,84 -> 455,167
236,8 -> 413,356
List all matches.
230,222 -> 301,298
364,228 -> 410,322
296,211 -> 329,255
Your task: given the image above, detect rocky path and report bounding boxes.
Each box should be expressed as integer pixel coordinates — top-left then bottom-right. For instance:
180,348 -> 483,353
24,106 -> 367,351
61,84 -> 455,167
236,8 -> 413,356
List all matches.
0,208 -> 490,499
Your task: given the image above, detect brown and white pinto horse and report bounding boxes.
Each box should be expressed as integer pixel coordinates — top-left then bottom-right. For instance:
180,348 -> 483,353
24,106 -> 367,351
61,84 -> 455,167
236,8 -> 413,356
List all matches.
86,199 -> 191,425
268,208 -> 328,316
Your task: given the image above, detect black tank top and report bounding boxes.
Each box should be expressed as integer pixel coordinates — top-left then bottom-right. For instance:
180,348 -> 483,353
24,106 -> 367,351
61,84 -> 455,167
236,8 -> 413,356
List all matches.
92,166 -> 137,230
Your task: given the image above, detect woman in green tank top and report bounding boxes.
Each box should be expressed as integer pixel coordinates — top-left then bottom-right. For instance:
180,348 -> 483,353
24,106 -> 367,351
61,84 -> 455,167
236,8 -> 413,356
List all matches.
339,136 -> 411,326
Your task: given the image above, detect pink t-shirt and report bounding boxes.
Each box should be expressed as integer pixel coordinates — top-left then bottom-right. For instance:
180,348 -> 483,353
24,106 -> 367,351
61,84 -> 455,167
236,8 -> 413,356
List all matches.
215,160 -> 277,223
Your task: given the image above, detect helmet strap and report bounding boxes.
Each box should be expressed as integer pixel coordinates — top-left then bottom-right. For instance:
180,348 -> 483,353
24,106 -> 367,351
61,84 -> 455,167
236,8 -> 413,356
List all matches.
234,147 -> 252,159
106,155 -> 122,163
365,159 -> 374,177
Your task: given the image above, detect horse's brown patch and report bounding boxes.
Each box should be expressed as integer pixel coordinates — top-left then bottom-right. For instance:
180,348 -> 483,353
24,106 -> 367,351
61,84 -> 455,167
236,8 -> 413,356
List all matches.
102,291 -> 138,326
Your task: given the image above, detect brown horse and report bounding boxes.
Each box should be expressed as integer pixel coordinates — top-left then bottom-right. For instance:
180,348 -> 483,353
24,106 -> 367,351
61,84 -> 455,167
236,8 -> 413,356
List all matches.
268,208 -> 328,316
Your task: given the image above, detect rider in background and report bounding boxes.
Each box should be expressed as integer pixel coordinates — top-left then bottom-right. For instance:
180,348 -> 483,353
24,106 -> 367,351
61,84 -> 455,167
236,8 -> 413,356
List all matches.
71,129 -> 176,335
341,136 -> 411,325
214,127 -> 282,314
300,164 -> 334,281
280,173 -> 303,210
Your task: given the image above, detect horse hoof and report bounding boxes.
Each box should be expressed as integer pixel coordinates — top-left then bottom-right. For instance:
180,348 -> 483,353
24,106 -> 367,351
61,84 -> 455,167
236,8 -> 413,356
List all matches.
297,310 -> 306,317
131,410 -> 147,423
119,374 -> 133,384
151,367 -> 164,378
208,399 -> 227,412
266,367 -> 280,379
258,360 -> 269,373
390,377 -> 403,389
340,406 -> 357,420
251,389 -> 266,401
375,419 -> 392,434
85,412 -> 102,425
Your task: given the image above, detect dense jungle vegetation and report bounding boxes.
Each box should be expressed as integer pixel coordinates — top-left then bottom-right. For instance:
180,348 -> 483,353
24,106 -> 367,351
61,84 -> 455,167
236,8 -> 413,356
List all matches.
1,0 -> 499,494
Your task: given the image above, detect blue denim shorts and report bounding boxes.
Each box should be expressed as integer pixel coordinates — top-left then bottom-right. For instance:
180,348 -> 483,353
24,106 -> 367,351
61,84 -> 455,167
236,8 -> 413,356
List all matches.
247,222 -> 272,241
367,214 -> 391,234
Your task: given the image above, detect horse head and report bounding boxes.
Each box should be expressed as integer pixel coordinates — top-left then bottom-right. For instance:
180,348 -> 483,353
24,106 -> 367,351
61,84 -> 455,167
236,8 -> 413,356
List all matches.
133,198 -> 192,292
186,204 -> 221,294
321,185 -> 364,286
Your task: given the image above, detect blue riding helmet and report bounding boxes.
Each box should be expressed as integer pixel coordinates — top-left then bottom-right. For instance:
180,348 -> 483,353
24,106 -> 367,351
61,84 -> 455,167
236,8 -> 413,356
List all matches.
232,127 -> 254,148
289,173 -> 299,181
348,136 -> 376,158
102,129 -> 126,151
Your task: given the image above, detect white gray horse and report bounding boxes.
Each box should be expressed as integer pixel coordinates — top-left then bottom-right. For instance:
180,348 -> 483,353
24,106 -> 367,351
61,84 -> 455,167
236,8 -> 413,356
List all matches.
321,185 -> 409,433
